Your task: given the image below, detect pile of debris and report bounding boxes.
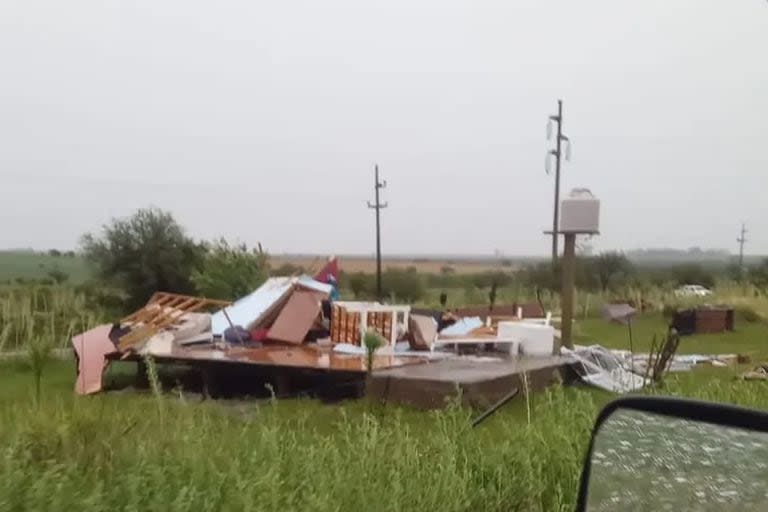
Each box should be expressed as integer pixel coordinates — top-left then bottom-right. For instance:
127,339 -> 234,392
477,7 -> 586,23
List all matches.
564,345 -> 647,393
565,343 -> 747,394
71,255 -> 560,396
406,304 -> 556,353
741,365 -> 768,381
327,303 -> 556,358
72,259 -> 342,395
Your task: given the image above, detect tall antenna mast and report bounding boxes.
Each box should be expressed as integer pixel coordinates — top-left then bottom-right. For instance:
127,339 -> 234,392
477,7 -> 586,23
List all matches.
367,164 -> 388,300
545,99 -> 571,264
737,223 -> 748,276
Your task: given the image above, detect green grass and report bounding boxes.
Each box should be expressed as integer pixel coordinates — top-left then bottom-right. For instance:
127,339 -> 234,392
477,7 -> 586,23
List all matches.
2,284 -> 768,510
0,250 -> 92,284
576,312 -> 768,360
3,355 -> 768,510
0,357 -> 597,511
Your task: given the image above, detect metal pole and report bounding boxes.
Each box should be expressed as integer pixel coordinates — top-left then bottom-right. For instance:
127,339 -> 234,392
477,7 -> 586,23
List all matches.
374,165 -> 382,299
367,165 -> 388,301
471,387 -> 520,428
552,100 -> 563,263
737,223 -> 747,276
560,233 -> 576,350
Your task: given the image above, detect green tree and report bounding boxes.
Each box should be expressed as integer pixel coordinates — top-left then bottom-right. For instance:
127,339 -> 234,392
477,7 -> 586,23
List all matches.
590,251 -> 633,291
382,268 -> 425,302
668,263 -> 715,289
521,259 -> 597,293
726,262 -> 743,282
46,265 -> 69,284
749,258 -> 768,289
521,262 -> 559,292
81,208 -> 204,310
346,272 -> 374,299
191,239 -> 269,300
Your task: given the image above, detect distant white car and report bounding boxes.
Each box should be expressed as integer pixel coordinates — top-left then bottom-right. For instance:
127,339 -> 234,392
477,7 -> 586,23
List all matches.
674,284 -> 712,297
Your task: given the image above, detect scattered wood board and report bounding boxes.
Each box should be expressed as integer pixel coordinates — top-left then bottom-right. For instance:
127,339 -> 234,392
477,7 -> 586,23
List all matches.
118,292 -> 230,351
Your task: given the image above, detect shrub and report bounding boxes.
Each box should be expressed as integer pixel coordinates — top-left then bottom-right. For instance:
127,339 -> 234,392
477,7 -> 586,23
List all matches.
81,208 -> 204,310
749,258 -> 768,289
589,251 -> 633,291
668,264 -> 716,289
383,268 -> 425,303
344,272 -> 375,299
46,265 -> 69,284
191,239 -> 268,300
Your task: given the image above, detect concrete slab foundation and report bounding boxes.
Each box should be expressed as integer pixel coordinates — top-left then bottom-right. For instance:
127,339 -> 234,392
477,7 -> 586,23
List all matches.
367,355 -> 574,410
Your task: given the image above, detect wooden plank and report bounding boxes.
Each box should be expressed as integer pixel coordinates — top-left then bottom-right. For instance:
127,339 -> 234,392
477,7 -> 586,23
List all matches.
331,305 -> 340,342
384,314 -> 392,342
268,290 -> 325,344
117,294 -> 232,351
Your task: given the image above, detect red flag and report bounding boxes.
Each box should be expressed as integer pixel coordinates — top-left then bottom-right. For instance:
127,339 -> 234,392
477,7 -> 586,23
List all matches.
314,256 -> 339,284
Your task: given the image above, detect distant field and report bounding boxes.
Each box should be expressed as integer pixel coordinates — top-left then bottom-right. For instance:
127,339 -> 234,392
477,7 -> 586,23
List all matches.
0,251 -> 514,284
271,255 -> 519,275
0,251 -> 92,283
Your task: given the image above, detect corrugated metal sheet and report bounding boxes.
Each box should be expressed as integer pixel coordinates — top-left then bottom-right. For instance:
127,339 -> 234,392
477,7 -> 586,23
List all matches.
211,276 -> 332,335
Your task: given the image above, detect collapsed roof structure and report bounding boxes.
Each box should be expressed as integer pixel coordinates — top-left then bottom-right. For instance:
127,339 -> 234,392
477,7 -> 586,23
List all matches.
70,256 -> 579,408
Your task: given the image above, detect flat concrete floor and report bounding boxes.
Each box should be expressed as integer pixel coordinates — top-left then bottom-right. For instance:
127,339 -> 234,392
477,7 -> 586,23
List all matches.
367,354 -> 573,410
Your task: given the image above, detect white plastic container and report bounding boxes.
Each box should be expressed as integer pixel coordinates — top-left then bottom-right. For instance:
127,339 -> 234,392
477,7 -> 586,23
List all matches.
498,322 -> 555,357
560,188 -> 600,234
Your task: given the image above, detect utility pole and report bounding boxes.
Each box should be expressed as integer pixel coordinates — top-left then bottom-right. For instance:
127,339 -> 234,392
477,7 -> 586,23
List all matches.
560,233 -> 576,349
367,164 -> 388,300
546,100 -> 571,265
737,223 -> 748,276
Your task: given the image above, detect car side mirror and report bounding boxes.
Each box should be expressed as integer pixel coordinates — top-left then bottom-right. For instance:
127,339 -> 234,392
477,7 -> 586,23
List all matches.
575,396 -> 768,511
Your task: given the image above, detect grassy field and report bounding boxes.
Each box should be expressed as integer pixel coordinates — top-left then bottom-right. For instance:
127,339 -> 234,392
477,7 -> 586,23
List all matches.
272,254 -> 518,275
1,285 -> 768,510
1,356 -> 596,511
2,345 -> 768,511
0,251 -> 516,285
0,250 -> 92,284
4,354 -> 768,512
577,312 -> 768,360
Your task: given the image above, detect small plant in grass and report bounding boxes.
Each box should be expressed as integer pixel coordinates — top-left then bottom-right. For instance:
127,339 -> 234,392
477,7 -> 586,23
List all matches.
143,354 -> 165,423
643,328 -> 681,386
363,329 -> 384,374
27,334 -> 54,405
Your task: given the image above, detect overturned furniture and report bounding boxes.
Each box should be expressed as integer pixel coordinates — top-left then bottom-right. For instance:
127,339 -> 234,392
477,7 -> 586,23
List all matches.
330,302 -> 411,348
671,306 -> 734,336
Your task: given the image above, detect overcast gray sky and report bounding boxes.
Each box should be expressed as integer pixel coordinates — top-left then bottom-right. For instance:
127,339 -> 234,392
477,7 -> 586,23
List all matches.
1,0 -> 766,256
